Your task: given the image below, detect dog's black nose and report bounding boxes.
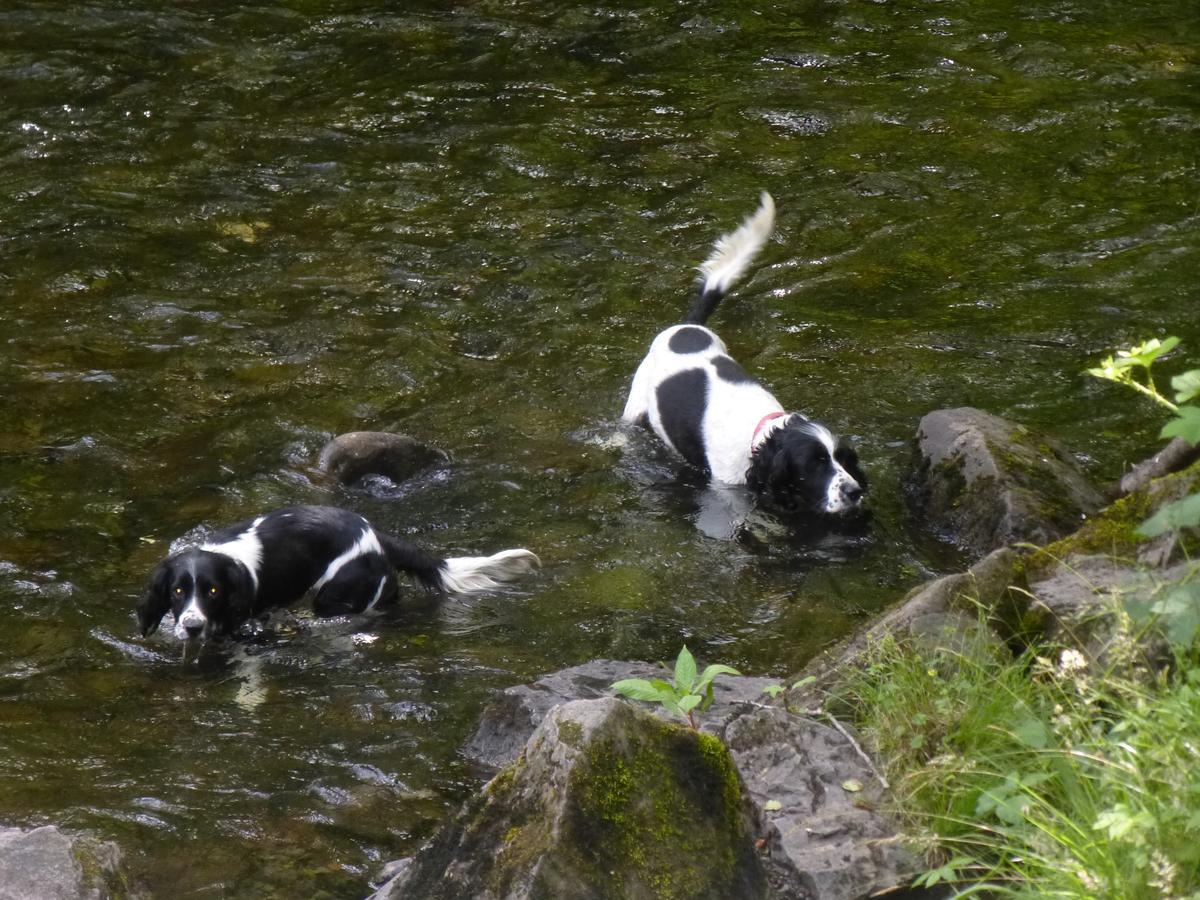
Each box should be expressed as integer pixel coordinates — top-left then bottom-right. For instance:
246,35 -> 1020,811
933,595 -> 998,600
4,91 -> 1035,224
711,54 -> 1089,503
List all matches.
844,484 -> 864,503
184,623 -> 204,639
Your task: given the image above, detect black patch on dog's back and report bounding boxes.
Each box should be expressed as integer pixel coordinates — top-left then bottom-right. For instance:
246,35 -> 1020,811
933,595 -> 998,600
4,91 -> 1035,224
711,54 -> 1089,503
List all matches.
712,355 -> 754,384
657,368 -> 709,473
668,326 -> 713,354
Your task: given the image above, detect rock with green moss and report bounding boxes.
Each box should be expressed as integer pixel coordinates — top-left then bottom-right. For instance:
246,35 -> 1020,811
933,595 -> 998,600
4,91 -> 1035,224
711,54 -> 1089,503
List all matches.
0,825 -> 130,900
1029,457 -> 1200,575
913,408 -> 1104,558
375,698 -> 769,900
1015,459 -> 1200,668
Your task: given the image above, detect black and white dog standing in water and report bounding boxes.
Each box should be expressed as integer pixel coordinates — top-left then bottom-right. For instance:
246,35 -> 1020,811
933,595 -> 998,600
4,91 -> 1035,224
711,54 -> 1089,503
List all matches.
137,505 -> 540,641
622,193 -> 867,515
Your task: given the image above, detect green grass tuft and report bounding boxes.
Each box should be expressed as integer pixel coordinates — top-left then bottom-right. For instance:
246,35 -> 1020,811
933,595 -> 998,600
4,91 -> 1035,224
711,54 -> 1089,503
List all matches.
838,614 -> 1200,898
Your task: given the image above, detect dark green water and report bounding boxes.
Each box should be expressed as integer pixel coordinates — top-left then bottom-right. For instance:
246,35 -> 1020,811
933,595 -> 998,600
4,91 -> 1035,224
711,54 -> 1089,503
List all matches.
2,1 -> 1198,895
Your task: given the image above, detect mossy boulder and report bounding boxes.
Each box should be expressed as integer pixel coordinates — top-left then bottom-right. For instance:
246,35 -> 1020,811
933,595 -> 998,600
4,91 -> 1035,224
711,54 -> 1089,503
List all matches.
1015,458 -> 1200,669
912,408 -> 1104,558
318,431 -> 446,486
396,662 -> 927,900
375,698 -> 769,900
0,825 -> 130,900
1029,457 -> 1200,577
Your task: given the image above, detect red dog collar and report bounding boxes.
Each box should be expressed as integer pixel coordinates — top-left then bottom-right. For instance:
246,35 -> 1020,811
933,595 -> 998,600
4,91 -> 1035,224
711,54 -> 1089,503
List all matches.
751,411 -> 786,449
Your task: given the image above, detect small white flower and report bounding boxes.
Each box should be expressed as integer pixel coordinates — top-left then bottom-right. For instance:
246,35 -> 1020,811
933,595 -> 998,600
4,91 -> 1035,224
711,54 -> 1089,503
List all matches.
1149,849 -> 1176,894
1058,648 -> 1088,674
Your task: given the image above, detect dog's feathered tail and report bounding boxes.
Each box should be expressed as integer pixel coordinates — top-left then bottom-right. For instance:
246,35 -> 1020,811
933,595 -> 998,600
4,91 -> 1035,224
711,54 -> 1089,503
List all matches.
379,534 -> 540,595
685,191 -> 776,325
439,549 -> 541,593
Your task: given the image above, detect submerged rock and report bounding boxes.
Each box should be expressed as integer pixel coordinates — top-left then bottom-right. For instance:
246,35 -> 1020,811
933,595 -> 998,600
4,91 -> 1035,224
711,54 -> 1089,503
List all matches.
318,431 -> 446,486
0,825 -> 127,900
375,698 -> 770,900
912,407 -> 1104,557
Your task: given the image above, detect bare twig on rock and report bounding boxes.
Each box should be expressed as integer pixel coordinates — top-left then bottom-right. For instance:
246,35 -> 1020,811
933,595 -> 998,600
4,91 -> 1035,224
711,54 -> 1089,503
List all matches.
1117,437 -> 1200,498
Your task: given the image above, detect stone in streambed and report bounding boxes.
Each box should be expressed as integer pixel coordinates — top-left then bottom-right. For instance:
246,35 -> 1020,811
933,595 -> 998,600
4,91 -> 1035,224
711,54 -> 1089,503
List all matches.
374,698 -> 769,900
318,432 -> 446,486
912,407 -> 1104,558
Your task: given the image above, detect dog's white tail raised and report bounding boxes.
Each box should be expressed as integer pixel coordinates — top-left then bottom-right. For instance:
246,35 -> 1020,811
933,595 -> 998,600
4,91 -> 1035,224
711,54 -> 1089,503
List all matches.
439,549 -> 541,594
685,191 -> 775,324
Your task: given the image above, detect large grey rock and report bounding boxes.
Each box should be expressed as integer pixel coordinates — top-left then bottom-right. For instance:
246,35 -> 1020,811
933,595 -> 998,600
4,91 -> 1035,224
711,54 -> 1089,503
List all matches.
726,708 -> 921,899
318,431 -> 446,486
376,698 -> 771,900
913,408 -> 1104,557
464,659 -> 781,771
407,661 -> 927,900
0,826 -> 125,900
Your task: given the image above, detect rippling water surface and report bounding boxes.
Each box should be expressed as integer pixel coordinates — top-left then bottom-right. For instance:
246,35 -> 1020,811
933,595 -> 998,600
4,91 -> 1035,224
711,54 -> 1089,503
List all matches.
2,1 -> 1198,895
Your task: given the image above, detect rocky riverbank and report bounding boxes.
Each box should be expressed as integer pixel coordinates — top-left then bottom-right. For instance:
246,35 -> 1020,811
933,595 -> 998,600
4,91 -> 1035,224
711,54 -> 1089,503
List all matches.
368,408 -> 1199,900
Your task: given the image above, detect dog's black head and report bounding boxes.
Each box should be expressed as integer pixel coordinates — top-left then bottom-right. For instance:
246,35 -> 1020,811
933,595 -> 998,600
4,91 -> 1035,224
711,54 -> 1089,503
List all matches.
137,549 -> 255,640
745,416 -> 867,514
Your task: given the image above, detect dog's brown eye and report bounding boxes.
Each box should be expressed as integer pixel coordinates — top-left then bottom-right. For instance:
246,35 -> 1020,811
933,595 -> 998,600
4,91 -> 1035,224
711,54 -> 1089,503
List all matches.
208,586 -> 219,596
173,587 -> 183,596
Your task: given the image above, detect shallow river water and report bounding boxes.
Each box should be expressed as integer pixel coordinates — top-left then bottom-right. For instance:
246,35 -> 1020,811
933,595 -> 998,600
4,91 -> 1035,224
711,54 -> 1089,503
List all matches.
2,1 -> 1198,896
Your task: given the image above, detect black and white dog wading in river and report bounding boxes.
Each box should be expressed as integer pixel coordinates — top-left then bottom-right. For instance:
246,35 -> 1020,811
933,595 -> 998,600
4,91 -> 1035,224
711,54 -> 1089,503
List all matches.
621,192 -> 867,515
137,505 -> 540,641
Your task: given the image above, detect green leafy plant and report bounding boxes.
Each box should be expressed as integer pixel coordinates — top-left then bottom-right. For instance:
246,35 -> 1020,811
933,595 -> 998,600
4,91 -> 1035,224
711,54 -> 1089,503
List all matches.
911,856 -> 976,890
974,770 -> 1053,825
611,646 -> 740,729
1089,336 -> 1200,645
1088,336 -> 1200,448
1089,336 -> 1200,543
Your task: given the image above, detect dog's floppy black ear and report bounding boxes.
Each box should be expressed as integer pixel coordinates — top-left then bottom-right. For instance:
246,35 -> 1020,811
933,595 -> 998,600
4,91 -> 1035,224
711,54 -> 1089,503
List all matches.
220,560 -> 257,632
764,443 -> 799,495
837,442 -> 869,493
136,560 -> 173,637
747,439 -> 786,494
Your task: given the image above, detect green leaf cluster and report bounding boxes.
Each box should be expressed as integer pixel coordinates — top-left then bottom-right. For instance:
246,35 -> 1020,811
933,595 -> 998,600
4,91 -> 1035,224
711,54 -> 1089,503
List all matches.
761,674 -> 815,699
1087,336 -> 1180,384
611,646 -> 740,729
1087,336 -> 1200,447
974,771 -> 1052,825
1089,337 -> 1200,604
